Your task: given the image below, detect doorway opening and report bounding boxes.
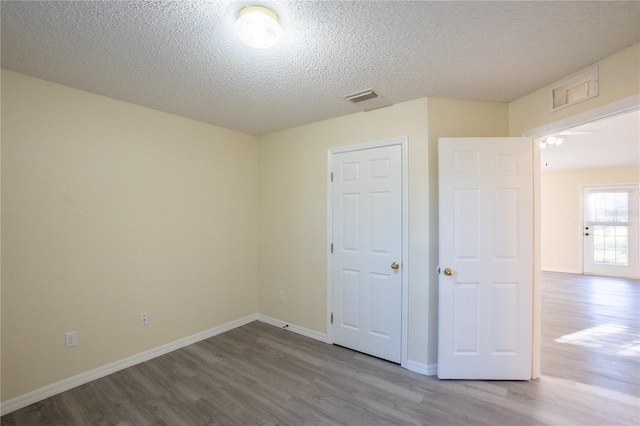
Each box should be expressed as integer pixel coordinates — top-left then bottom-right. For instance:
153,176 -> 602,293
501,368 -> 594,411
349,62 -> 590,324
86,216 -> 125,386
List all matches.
538,109 -> 639,278
535,106 -> 639,395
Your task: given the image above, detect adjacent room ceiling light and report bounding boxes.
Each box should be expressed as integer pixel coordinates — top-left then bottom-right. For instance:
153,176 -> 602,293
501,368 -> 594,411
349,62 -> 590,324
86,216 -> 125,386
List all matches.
539,136 -> 564,150
235,6 -> 281,49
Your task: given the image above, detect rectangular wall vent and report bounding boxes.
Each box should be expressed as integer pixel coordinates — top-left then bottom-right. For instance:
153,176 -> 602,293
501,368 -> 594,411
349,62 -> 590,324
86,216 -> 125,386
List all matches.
345,89 -> 378,103
549,67 -> 598,112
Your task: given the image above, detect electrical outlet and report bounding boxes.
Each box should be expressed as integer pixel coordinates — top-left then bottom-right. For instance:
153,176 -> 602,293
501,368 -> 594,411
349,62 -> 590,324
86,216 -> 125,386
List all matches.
279,291 -> 285,302
65,331 -> 77,348
139,312 -> 149,327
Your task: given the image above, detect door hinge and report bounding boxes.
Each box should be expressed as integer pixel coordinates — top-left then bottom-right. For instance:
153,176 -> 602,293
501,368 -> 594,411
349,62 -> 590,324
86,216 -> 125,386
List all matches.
331,312 -> 333,324
331,172 -> 333,182
331,243 -> 333,253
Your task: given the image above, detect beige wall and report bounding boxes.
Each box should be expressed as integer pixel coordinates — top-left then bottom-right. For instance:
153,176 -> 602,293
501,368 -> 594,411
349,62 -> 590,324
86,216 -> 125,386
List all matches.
5,42 -> 635,403
257,98 -> 431,363
426,98 -> 509,361
257,97 -> 509,366
541,166 -> 640,272
509,43 -> 640,137
0,73 -> 511,401
1,70 -> 259,400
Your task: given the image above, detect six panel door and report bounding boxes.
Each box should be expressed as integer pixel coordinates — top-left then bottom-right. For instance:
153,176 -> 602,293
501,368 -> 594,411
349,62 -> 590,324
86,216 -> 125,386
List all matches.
438,137 -> 533,379
331,145 -> 403,363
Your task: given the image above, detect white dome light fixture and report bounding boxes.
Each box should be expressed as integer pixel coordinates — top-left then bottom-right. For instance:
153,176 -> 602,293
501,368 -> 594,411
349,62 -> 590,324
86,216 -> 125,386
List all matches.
236,6 -> 281,49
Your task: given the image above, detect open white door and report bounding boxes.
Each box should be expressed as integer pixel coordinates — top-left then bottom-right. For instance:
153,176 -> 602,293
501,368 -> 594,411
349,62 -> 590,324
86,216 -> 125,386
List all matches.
438,137 -> 534,380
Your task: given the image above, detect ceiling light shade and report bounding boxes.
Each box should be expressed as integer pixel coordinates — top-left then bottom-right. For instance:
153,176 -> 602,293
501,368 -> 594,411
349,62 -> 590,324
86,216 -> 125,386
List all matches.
539,136 -> 564,150
546,136 -> 564,146
236,6 -> 281,49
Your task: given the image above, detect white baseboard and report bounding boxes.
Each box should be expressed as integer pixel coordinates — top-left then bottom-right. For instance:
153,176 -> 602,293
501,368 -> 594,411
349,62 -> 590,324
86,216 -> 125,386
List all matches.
405,359 -> 438,376
4,313 -> 424,415
0,314 -> 257,416
256,314 -> 328,343
258,315 -> 436,377
541,267 -> 582,274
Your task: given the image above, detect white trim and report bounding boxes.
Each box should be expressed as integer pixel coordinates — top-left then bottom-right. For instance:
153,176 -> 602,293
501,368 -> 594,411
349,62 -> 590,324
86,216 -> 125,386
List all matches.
532,139 -> 541,380
524,94 -> 640,138
326,148 -> 334,345
256,314 -> 328,343
0,314 -> 257,416
541,267 -> 582,274
257,315 -> 431,377
578,184 -> 586,274
405,360 -> 438,376
326,137 -> 409,367
400,140 -> 409,368
579,182 -> 640,189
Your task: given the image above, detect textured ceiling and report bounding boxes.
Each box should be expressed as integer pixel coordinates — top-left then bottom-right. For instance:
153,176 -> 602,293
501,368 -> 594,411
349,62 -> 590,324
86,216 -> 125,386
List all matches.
1,1 -> 639,136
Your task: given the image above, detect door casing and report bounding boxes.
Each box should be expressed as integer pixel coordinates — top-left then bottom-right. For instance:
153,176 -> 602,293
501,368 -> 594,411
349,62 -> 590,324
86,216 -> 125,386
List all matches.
326,137 -> 409,368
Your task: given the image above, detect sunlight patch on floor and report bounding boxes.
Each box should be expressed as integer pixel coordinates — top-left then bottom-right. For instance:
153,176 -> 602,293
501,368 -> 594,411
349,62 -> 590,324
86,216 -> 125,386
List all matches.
618,341 -> 640,357
555,323 -> 634,353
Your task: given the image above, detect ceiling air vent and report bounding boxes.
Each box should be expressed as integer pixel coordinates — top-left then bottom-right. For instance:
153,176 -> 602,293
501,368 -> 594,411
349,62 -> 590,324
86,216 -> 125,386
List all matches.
549,67 -> 598,112
345,89 -> 378,104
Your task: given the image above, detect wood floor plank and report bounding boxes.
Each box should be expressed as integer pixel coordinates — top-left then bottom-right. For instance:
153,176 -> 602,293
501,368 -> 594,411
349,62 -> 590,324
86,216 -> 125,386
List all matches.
2,272 -> 639,425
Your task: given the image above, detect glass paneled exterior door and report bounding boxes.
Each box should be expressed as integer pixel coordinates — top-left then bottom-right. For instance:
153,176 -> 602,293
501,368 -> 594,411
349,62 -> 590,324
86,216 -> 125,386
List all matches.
583,185 -> 639,278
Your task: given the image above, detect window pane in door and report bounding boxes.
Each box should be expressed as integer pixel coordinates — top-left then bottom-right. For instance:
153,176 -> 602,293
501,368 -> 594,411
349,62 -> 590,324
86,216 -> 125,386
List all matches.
593,225 -> 628,266
588,192 -> 629,222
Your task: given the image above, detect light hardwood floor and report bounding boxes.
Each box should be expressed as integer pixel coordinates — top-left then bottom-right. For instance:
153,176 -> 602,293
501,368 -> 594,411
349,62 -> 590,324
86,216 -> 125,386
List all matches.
2,272 -> 639,425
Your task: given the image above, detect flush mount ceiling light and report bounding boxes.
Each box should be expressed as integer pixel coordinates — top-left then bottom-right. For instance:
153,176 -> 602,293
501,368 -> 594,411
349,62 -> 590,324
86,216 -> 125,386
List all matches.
235,6 -> 281,49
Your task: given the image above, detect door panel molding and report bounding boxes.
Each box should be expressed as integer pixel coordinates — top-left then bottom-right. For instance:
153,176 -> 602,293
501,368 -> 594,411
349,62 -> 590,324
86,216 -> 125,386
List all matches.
438,137 -> 533,380
327,137 -> 408,367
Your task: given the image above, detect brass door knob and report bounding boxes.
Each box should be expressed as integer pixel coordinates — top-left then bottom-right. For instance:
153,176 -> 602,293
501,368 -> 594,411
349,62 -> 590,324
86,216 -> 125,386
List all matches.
391,262 -> 400,270
443,267 -> 453,276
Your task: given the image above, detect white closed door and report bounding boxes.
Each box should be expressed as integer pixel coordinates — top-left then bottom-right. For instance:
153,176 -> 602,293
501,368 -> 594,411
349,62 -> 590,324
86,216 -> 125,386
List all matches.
438,137 -> 533,380
583,185 -> 639,278
331,144 -> 402,363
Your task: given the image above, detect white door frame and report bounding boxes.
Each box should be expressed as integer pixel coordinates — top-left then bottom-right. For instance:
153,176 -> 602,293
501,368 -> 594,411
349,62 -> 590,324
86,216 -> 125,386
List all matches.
326,137 -> 409,367
522,94 -> 640,379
